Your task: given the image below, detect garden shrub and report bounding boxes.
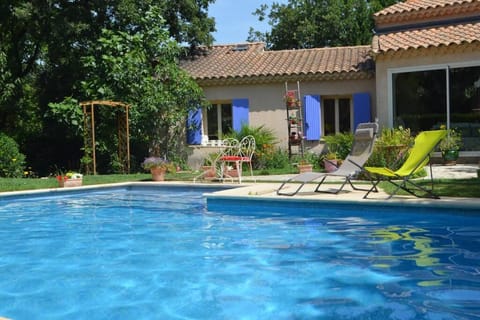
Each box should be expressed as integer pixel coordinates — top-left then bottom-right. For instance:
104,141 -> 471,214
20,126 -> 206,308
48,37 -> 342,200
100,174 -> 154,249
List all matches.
256,145 -> 290,169
225,124 -> 279,169
0,133 -> 26,177
322,132 -> 354,160
291,152 -> 322,169
366,126 -> 414,170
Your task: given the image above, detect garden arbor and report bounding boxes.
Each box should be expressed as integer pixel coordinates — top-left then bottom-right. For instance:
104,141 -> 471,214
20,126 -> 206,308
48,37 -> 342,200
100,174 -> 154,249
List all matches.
80,100 -> 130,175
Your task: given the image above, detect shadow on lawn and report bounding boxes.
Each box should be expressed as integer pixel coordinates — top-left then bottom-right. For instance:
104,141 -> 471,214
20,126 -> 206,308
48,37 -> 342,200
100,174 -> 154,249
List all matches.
380,178 -> 480,198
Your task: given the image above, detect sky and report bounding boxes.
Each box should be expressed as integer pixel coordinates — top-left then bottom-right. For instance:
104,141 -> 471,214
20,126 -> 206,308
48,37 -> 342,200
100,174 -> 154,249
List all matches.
209,0 -> 288,45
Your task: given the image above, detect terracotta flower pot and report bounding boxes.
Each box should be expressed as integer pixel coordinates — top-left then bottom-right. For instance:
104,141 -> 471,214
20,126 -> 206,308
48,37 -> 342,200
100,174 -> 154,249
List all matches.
298,164 -> 313,173
225,168 -> 239,177
323,159 -> 338,173
201,165 -> 216,179
58,178 -> 83,188
150,167 -> 167,181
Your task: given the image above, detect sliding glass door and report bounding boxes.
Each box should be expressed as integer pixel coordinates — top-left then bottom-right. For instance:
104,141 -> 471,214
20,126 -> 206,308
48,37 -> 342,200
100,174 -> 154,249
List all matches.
392,65 -> 480,151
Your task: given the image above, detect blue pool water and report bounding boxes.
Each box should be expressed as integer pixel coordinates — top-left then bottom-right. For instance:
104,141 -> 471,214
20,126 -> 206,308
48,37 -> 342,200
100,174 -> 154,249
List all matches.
0,186 -> 479,319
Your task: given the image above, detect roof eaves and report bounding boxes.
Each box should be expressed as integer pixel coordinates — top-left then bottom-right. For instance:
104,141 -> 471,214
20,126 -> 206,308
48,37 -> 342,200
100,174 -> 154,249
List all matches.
371,22 -> 480,55
195,71 -> 375,87
374,0 -> 475,18
374,1 -> 480,29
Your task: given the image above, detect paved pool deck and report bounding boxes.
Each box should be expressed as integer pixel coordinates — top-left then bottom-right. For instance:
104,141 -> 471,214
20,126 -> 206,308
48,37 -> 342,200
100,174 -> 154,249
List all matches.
0,164 -> 478,209
203,164 -> 480,210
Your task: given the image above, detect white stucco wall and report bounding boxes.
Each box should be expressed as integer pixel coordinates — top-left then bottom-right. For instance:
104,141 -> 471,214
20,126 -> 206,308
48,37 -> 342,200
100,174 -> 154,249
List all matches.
187,79 -> 375,169
202,78 -> 376,148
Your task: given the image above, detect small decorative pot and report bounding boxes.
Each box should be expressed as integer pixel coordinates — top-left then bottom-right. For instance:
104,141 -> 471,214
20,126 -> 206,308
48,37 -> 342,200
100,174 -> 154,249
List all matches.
225,168 -> 239,177
442,150 -> 459,166
201,165 -> 216,179
298,164 -> 313,173
150,167 -> 167,181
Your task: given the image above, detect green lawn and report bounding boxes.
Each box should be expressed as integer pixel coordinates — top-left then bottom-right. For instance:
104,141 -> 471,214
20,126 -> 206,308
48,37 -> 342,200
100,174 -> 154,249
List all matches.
0,172 -> 479,198
0,172 -> 196,192
378,178 -> 480,198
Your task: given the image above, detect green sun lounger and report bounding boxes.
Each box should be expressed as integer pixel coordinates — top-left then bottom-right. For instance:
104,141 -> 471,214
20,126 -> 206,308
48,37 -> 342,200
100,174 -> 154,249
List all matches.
363,129 -> 447,199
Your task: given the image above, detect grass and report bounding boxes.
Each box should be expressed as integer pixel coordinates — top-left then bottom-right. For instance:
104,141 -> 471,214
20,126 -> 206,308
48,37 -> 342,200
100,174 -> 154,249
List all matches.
378,178 -> 480,198
0,172 -> 196,193
0,171 -> 479,198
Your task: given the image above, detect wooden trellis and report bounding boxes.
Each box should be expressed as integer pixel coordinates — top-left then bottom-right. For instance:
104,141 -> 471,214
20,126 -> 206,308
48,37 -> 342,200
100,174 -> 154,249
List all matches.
80,100 -> 130,175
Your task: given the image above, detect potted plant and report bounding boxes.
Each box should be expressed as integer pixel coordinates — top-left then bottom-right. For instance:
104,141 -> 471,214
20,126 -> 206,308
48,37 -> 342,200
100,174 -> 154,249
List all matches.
142,157 -> 172,181
285,93 -> 300,108
200,152 -> 219,180
321,151 -> 339,173
289,116 -> 298,125
56,172 -> 83,187
439,129 -> 462,166
321,134 -> 343,173
298,158 -> 313,173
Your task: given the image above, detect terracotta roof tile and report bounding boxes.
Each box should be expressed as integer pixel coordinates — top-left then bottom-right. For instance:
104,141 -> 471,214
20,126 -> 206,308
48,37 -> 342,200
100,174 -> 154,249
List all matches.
372,21 -> 480,53
375,0 -> 475,17
375,0 -> 480,26
180,43 -> 374,85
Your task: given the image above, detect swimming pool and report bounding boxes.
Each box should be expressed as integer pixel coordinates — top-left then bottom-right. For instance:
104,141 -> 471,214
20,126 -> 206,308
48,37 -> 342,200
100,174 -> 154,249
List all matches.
0,185 -> 479,319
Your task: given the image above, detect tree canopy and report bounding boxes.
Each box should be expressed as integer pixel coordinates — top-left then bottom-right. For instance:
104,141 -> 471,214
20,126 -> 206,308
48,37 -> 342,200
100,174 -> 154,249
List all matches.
248,0 -> 401,50
0,0 -> 214,174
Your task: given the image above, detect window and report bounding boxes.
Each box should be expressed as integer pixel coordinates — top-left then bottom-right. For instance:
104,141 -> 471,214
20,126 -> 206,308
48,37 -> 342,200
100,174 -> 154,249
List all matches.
322,97 -> 352,135
392,65 -> 480,150
393,69 -> 447,131
204,103 -> 232,140
304,93 -> 370,140
186,98 -> 249,145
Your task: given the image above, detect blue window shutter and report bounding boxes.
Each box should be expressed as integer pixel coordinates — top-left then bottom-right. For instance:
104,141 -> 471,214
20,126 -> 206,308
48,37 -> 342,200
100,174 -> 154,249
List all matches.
353,93 -> 371,129
304,95 -> 321,140
186,107 -> 202,145
232,98 -> 249,132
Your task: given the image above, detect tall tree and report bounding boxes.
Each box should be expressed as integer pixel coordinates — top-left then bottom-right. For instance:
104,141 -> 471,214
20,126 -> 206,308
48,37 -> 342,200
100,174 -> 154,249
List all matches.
52,6 -> 206,171
248,0 -> 401,50
0,0 -> 215,173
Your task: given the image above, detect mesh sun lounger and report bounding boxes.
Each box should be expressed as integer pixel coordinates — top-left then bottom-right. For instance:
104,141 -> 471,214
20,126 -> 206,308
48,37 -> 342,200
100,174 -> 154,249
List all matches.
363,129 -> 447,199
277,122 -> 379,196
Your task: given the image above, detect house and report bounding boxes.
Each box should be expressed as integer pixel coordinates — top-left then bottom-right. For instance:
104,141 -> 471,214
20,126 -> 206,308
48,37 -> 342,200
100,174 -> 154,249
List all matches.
180,0 -> 480,168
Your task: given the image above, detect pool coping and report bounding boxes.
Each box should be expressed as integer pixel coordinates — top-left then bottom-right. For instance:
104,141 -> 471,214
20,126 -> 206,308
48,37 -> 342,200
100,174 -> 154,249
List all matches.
0,181 -> 236,199
1,181 -> 479,211
203,182 -> 480,211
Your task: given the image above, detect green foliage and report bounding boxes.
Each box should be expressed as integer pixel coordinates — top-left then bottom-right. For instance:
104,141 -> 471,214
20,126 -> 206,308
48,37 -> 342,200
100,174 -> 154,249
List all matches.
80,6 -> 206,170
366,127 -> 414,170
0,50 -> 14,104
376,126 -> 413,147
48,97 -> 84,134
249,0 -> 401,49
225,125 -> 281,169
291,152 -> 322,169
439,129 -> 462,152
226,124 -> 277,146
303,152 -> 322,169
0,133 -> 26,178
322,132 -> 354,160
256,146 -> 290,170
0,0 -> 215,174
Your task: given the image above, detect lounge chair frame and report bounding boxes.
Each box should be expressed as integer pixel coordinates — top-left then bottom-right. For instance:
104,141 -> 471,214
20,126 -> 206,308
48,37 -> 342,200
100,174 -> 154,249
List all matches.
277,122 -> 379,196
